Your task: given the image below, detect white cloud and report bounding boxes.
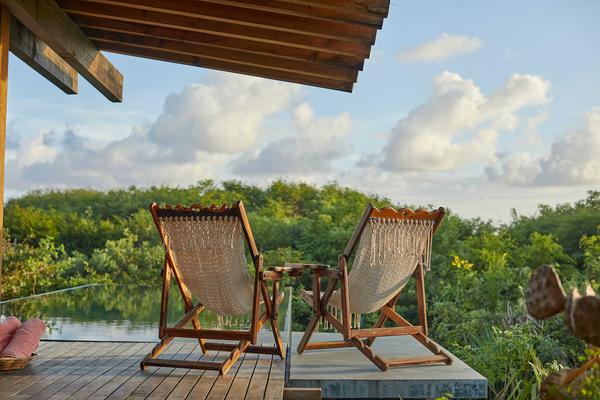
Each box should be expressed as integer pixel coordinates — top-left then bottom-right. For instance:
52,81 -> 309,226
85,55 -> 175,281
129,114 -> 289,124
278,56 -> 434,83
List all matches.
147,74 -> 300,159
397,33 -> 481,63
521,111 -> 549,147
337,165 -> 589,221
7,73 -> 354,190
490,152 -> 543,185
369,49 -> 385,62
232,102 -> 351,176
537,108 -> 600,185
379,71 -> 551,172
7,74 -> 300,189
16,131 -> 58,169
493,108 -> 600,186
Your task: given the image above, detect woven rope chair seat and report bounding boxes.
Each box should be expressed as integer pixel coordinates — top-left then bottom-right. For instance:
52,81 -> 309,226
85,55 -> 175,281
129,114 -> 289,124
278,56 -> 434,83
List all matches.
329,218 -> 434,314
160,215 -> 255,316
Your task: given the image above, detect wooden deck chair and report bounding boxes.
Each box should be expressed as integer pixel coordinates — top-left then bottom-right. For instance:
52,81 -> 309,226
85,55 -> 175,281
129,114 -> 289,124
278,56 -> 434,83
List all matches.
140,201 -> 285,375
288,204 -> 452,371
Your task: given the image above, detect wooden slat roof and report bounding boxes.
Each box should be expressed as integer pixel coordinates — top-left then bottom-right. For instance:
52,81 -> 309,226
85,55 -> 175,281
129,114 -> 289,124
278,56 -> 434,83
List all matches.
55,0 -> 390,92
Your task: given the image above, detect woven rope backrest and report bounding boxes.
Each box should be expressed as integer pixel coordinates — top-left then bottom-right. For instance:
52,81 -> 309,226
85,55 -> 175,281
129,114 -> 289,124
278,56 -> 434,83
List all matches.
159,215 -> 255,316
339,218 -> 435,314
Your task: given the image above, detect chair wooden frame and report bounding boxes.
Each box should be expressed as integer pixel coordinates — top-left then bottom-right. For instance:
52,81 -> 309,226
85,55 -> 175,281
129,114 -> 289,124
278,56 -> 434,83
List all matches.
140,201 -> 285,375
282,204 -> 452,371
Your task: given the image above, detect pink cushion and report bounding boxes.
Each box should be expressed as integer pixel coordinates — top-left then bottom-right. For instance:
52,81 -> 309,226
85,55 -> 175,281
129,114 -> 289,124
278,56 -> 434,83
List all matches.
1,318 -> 46,358
0,316 -> 22,354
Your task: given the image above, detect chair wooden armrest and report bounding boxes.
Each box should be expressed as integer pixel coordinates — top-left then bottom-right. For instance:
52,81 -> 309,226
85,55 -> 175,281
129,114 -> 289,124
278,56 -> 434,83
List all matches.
260,270 -> 285,281
284,262 -> 330,271
287,263 -> 331,275
278,263 -> 341,278
268,264 -> 307,275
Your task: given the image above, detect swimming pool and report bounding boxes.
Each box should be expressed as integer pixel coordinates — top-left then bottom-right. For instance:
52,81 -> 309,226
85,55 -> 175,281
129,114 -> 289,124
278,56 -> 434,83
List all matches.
0,284 -> 290,341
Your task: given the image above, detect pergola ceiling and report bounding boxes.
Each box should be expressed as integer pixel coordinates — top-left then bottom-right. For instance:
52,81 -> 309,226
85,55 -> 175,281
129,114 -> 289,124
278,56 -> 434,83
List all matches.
55,0 -> 390,92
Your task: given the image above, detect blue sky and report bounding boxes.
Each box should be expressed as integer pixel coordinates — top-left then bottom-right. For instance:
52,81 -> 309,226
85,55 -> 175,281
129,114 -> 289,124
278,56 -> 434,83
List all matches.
5,1 -> 600,221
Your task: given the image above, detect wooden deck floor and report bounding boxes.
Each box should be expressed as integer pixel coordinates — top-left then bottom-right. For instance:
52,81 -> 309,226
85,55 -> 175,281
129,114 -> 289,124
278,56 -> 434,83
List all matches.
0,340 -> 285,400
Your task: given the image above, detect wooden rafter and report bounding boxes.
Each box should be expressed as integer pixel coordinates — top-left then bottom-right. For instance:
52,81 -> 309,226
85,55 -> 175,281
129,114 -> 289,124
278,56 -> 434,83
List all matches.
57,0 -> 373,58
193,0 -> 386,27
0,0 -> 123,102
63,0 -> 379,43
72,15 -> 365,70
9,17 -> 77,95
96,40 -> 354,91
0,0 -> 389,125
284,0 -> 390,16
83,28 -> 358,81
54,0 -> 390,91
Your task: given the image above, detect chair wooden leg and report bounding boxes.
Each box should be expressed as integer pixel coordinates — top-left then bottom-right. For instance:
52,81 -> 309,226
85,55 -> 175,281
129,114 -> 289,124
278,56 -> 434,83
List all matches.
381,305 -> 453,365
415,261 -> 428,336
300,300 -> 389,372
220,340 -> 249,375
366,293 -> 401,346
297,315 -> 319,354
365,312 -> 387,347
299,300 -> 452,370
142,339 -> 252,374
140,335 -> 175,369
412,333 -> 453,365
265,280 -> 286,358
190,316 -> 207,354
350,338 -> 388,371
270,318 -> 286,358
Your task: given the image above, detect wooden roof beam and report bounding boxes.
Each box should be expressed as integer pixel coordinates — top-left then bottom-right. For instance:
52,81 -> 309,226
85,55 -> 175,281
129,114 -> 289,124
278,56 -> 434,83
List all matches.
71,15 -> 365,70
83,28 -> 358,82
282,0 -> 390,17
198,0 -> 385,27
0,0 -> 123,102
73,0 -> 378,44
9,17 -> 77,95
58,0 -> 372,58
97,40 -> 354,92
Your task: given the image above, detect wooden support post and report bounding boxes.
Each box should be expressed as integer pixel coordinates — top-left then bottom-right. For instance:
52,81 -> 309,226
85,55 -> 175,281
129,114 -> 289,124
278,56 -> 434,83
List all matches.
0,6 -> 9,297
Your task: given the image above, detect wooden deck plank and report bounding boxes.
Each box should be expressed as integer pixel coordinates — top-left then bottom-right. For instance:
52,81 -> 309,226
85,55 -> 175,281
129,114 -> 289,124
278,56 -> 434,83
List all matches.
126,342 -> 196,399
224,352 -> 259,400
205,351 -> 246,400
0,341 -> 284,400
263,355 -> 285,400
15,342 -> 133,400
165,350 -> 221,400
0,342 -> 112,397
4,342 -> 115,398
104,342 -> 185,400
46,342 -> 149,400
185,349 -> 224,400
146,344 -> 203,400
244,353 -> 273,400
36,341 -> 60,352
0,342 -> 90,392
86,344 -> 159,400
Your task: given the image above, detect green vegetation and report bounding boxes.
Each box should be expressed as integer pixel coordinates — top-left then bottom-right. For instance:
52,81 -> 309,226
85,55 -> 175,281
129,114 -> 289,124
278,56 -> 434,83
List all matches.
1,181 -> 599,399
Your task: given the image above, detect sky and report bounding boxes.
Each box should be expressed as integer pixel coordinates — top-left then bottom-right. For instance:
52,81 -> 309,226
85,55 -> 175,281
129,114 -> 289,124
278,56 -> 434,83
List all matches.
4,1 -> 600,222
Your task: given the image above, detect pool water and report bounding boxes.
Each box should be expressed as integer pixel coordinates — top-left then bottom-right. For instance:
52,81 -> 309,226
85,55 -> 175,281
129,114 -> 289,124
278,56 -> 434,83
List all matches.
0,284 -> 289,341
